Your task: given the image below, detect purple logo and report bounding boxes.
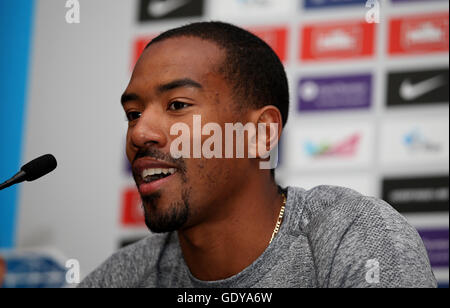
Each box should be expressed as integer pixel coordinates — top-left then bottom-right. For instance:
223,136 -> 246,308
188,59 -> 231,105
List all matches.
298,74 -> 372,112
418,228 -> 449,268
304,0 -> 367,9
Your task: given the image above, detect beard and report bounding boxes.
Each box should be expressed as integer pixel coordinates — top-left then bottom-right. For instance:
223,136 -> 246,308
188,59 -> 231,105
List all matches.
141,189 -> 191,233
131,146 -> 190,233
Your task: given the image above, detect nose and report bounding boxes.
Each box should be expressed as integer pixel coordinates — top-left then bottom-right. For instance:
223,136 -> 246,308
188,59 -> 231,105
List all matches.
129,107 -> 168,150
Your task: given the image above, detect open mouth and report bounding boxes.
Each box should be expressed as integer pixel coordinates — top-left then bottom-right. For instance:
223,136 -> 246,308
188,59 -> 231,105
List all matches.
133,159 -> 179,195
141,168 -> 177,184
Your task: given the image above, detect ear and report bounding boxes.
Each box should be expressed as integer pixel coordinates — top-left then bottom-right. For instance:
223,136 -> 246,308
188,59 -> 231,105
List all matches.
248,106 -> 283,159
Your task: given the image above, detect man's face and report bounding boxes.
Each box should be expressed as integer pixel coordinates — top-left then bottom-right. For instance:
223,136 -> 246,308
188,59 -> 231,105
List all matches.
122,37 -> 251,233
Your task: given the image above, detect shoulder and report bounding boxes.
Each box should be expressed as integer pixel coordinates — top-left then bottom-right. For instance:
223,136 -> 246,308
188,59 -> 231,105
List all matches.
287,185 -> 408,234
79,233 -> 174,288
286,185 -> 436,288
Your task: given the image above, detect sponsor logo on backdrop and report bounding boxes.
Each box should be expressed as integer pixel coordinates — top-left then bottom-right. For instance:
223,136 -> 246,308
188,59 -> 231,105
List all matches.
286,123 -> 373,170
131,26 -> 288,68
387,68 -> 449,107
121,188 -> 145,227
210,0 -> 293,19
301,20 -> 375,61
382,176 -> 449,213
298,74 -> 372,112
389,12 -> 449,55
418,228 -> 449,268
304,133 -> 361,158
304,0 -> 367,9
380,118 -> 449,165
403,129 -> 442,152
132,27 -> 287,68
138,0 -> 204,21
0,251 -> 68,288
250,26 -> 289,63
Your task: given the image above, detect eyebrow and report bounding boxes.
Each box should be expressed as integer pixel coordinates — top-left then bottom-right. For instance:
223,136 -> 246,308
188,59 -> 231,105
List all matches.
157,78 -> 203,93
121,78 -> 203,106
121,93 -> 140,106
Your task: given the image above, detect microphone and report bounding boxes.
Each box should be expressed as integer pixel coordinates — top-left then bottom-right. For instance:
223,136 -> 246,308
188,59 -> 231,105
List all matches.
0,154 -> 57,191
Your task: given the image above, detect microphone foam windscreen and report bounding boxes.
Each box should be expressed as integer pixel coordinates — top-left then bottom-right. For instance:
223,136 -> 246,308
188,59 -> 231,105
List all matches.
21,154 -> 58,182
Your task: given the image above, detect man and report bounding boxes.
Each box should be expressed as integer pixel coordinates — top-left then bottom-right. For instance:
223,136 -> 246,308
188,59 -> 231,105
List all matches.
80,22 -> 436,288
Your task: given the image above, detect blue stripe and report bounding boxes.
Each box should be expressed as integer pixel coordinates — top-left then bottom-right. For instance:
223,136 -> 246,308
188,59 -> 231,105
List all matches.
304,0 -> 367,9
0,0 -> 35,248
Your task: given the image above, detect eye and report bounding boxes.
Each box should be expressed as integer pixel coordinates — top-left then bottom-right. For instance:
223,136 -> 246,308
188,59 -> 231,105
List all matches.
125,111 -> 141,122
168,101 -> 192,111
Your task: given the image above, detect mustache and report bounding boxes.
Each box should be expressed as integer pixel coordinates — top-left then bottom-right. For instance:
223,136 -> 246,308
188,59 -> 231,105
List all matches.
133,147 -> 179,164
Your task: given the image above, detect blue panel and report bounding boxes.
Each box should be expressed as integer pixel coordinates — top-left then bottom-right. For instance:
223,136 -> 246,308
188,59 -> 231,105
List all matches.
0,0 -> 35,248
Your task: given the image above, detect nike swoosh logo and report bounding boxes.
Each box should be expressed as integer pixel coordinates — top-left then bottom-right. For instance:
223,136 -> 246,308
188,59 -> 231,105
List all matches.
400,75 -> 446,101
147,0 -> 190,18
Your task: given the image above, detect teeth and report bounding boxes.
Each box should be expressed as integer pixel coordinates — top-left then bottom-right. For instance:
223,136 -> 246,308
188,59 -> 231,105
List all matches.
142,168 -> 176,179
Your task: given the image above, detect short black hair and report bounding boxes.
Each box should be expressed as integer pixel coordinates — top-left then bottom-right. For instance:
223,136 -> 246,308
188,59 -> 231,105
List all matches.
145,21 -> 290,128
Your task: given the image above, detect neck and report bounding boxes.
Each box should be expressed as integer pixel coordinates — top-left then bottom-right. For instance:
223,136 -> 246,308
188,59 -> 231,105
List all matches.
177,172 -> 283,281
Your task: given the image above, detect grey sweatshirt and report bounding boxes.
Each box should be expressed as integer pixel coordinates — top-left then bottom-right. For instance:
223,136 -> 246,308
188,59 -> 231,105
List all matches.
79,186 -> 437,288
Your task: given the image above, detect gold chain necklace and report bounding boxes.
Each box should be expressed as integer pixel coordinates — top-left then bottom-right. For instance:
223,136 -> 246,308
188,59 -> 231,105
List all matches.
269,192 -> 287,244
